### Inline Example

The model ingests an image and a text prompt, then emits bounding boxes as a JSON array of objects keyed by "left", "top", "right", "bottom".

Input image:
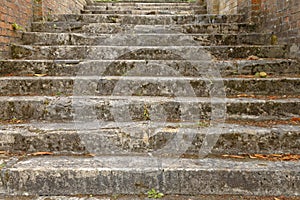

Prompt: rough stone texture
[
  {"left": 31, "top": 22, "right": 256, "bottom": 34},
  {"left": 0, "top": 96, "right": 299, "bottom": 121},
  {"left": 51, "top": 14, "right": 245, "bottom": 25},
  {"left": 0, "top": 0, "right": 299, "bottom": 197},
  {"left": 0, "top": 76, "right": 300, "bottom": 96},
  {"left": 22, "top": 32, "right": 273, "bottom": 46},
  {"left": 0, "top": 122, "right": 299, "bottom": 155},
  {"left": 1, "top": 59, "right": 298, "bottom": 77},
  {"left": 2, "top": 156, "right": 300, "bottom": 196},
  {"left": 11, "top": 45, "right": 287, "bottom": 60}
]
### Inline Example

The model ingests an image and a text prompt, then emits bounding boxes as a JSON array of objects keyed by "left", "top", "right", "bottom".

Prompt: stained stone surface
[{"left": 1, "top": 156, "right": 299, "bottom": 196}]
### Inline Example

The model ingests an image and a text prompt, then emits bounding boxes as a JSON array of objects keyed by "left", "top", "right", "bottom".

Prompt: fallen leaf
[
  {"left": 274, "top": 197, "right": 281, "bottom": 200},
  {"left": 254, "top": 154, "right": 267, "bottom": 159},
  {"left": 237, "top": 75, "right": 254, "bottom": 78},
  {"left": 270, "top": 154, "right": 282, "bottom": 157},
  {"left": 222, "top": 155, "right": 245, "bottom": 159},
  {"left": 291, "top": 117, "right": 300, "bottom": 122},
  {"left": 0, "top": 151, "right": 8, "bottom": 154},
  {"left": 249, "top": 155, "right": 257, "bottom": 159},
  {"left": 34, "top": 74, "right": 47, "bottom": 77},
  {"left": 259, "top": 72, "right": 267, "bottom": 78},
  {"left": 31, "top": 152, "right": 53, "bottom": 156},
  {"left": 268, "top": 96, "right": 278, "bottom": 100},
  {"left": 247, "top": 55, "right": 259, "bottom": 60}
]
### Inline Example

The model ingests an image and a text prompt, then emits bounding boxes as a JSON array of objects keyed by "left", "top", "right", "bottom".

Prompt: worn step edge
[
  {"left": 0, "top": 122, "right": 299, "bottom": 154},
  {"left": 22, "top": 32, "right": 273, "bottom": 46},
  {"left": 1, "top": 156, "right": 299, "bottom": 196},
  {"left": 11, "top": 45, "right": 287, "bottom": 60},
  {"left": 1, "top": 76, "right": 300, "bottom": 96},
  {"left": 1, "top": 59, "right": 298, "bottom": 77},
  {"left": 0, "top": 96, "right": 299, "bottom": 121}
]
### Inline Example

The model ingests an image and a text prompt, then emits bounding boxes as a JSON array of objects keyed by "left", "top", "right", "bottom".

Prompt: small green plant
[
  {"left": 147, "top": 188, "right": 164, "bottom": 199},
  {"left": 198, "top": 120, "right": 210, "bottom": 127},
  {"left": 143, "top": 105, "right": 150, "bottom": 120},
  {"left": 11, "top": 23, "right": 24, "bottom": 31}
]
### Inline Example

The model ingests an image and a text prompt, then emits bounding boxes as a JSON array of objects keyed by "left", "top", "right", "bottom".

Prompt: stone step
[
  {"left": 84, "top": 4, "right": 205, "bottom": 11},
  {"left": 90, "top": 2, "right": 201, "bottom": 6},
  {"left": 2, "top": 156, "right": 299, "bottom": 196},
  {"left": 50, "top": 14, "right": 245, "bottom": 25},
  {"left": 0, "top": 96, "right": 299, "bottom": 121},
  {"left": 81, "top": 9, "right": 206, "bottom": 15},
  {"left": 0, "top": 122, "right": 299, "bottom": 154},
  {"left": 22, "top": 32, "right": 273, "bottom": 46},
  {"left": 31, "top": 22, "right": 255, "bottom": 34},
  {"left": 1, "top": 59, "right": 298, "bottom": 77},
  {"left": 11, "top": 45, "right": 287, "bottom": 60},
  {"left": 1, "top": 76, "right": 300, "bottom": 96},
  {"left": 0, "top": 195, "right": 298, "bottom": 200}
]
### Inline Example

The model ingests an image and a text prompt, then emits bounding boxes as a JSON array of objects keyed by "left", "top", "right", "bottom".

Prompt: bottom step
[{"left": 1, "top": 156, "right": 299, "bottom": 196}]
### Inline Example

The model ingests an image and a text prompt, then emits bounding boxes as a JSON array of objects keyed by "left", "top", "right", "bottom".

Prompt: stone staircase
[{"left": 0, "top": 0, "right": 299, "bottom": 198}]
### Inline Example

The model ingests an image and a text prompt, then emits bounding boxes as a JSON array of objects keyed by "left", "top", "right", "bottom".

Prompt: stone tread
[
  {"left": 1, "top": 59, "right": 298, "bottom": 76},
  {"left": 0, "top": 122, "right": 299, "bottom": 154},
  {"left": 1, "top": 156, "right": 299, "bottom": 196},
  {"left": 22, "top": 32, "right": 274, "bottom": 46},
  {"left": 31, "top": 22, "right": 256, "bottom": 34},
  {"left": 11, "top": 45, "right": 287, "bottom": 60},
  {"left": 49, "top": 14, "right": 245, "bottom": 25},
  {"left": 0, "top": 96, "right": 299, "bottom": 121},
  {"left": 0, "top": 76, "right": 300, "bottom": 96}
]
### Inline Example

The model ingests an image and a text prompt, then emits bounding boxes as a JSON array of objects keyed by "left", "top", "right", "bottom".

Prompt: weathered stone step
[
  {"left": 81, "top": 9, "right": 206, "bottom": 15},
  {"left": 22, "top": 32, "right": 273, "bottom": 46},
  {"left": 84, "top": 4, "right": 205, "bottom": 11},
  {"left": 2, "top": 59, "right": 298, "bottom": 77},
  {"left": 1, "top": 76, "right": 300, "bottom": 96},
  {"left": 50, "top": 14, "right": 244, "bottom": 25},
  {"left": 2, "top": 156, "right": 299, "bottom": 196},
  {"left": 0, "top": 96, "right": 299, "bottom": 121},
  {"left": 90, "top": 2, "right": 200, "bottom": 6},
  {"left": 11, "top": 45, "right": 287, "bottom": 60},
  {"left": 31, "top": 22, "right": 255, "bottom": 34},
  {"left": 0, "top": 195, "right": 298, "bottom": 200},
  {"left": 1, "top": 122, "right": 299, "bottom": 154}
]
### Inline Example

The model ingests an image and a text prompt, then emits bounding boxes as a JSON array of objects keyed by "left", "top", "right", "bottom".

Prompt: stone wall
[{"left": 0, "top": 0, "right": 88, "bottom": 59}]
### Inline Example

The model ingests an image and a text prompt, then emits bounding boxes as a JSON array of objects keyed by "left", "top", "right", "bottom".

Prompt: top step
[{"left": 91, "top": 0, "right": 200, "bottom": 4}]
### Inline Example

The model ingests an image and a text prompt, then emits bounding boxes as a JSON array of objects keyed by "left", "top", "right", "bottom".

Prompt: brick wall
[
  {"left": 0, "top": 0, "right": 33, "bottom": 58},
  {"left": 259, "top": 0, "right": 299, "bottom": 58},
  {"left": 207, "top": 0, "right": 299, "bottom": 59},
  {"left": 0, "top": 0, "right": 88, "bottom": 59}
]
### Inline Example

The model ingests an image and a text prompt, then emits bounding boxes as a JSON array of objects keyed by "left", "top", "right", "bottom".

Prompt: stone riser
[
  {"left": 1, "top": 59, "right": 298, "bottom": 77},
  {"left": 11, "top": 45, "right": 287, "bottom": 60},
  {"left": 50, "top": 14, "right": 245, "bottom": 25},
  {"left": 1, "top": 76, "right": 300, "bottom": 96},
  {"left": 0, "top": 122, "right": 299, "bottom": 154},
  {"left": 2, "top": 156, "right": 299, "bottom": 196},
  {"left": 22, "top": 32, "right": 272, "bottom": 46},
  {"left": 0, "top": 96, "right": 299, "bottom": 121}
]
